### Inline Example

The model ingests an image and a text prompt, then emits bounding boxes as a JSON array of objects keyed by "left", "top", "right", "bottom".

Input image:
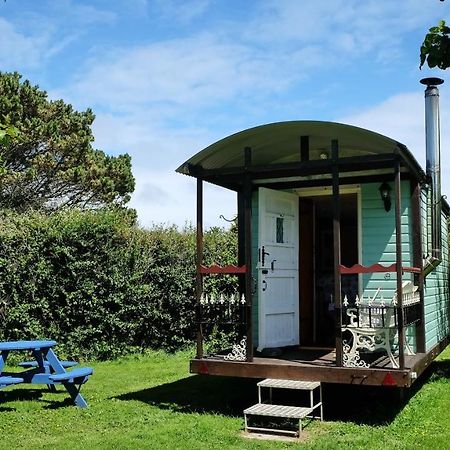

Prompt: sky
[{"left": 1, "top": 0, "right": 450, "bottom": 229}]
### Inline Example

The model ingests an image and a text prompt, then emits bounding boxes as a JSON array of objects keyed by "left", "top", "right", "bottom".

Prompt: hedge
[{"left": 0, "top": 209, "right": 238, "bottom": 360}]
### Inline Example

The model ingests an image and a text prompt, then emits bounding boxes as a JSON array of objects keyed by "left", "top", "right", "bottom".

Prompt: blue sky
[{"left": 1, "top": 0, "right": 449, "bottom": 228}]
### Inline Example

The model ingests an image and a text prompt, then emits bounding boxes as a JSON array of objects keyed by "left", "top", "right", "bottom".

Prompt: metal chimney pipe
[{"left": 420, "top": 77, "right": 444, "bottom": 263}]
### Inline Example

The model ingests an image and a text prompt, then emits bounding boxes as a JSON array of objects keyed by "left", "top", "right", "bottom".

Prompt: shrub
[{"left": 0, "top": 209, "right": 238, "bottom": 359}]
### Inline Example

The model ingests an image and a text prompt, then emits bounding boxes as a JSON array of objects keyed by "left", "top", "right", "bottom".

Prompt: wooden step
[
  {"left": 257, "top": 379, "right": 320, "bottom": 390},
  {"left": 244, "top": 403, "right": 314, "bottom": 437},
  {"left": 244, "top": 378, "right": 323, "bottom": 437},
  {"left": 244, "top": 403, "right": 313, "bottom": 419}
]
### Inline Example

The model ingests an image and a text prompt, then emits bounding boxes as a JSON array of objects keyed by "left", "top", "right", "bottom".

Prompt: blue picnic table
[{"left": 0, "top": 340, "right": 93, "bottom": 408}]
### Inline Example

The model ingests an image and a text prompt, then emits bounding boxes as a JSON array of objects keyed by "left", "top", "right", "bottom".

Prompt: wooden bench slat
[
  {"left": 18, "top": 360, "right": 78, "bottom": 368},
  {"left": 0, "top": 376, "right": 24, "bottom": 385},
  {"left": 49, "top": 367, "right": 93, "bottom": 382}
]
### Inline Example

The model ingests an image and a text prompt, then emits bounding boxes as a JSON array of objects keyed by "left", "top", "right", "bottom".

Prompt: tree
[
  {"left": 420, "top": 20, "right": 450, "bottom": 70},
  {"left": 0, "top": 72, "right": 135, "bottom": 210}
]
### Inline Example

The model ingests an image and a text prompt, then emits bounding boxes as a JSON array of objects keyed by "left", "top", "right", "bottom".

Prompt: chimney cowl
[{"left": 420, "top": 77, "right": 444, "bottom": 87}]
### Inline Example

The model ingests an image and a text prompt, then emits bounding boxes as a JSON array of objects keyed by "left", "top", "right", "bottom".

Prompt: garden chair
[{"left": 342, "top": 281, "right": 419, "bottom": 368}]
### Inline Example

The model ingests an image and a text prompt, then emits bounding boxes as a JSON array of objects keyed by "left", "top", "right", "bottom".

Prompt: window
[{"left": 276, "top": 217, "right": 284, "bottom": 243}]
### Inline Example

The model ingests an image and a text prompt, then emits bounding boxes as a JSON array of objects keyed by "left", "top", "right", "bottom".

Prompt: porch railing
[
  {"left": 340, "top": 288, "right": 421, "bottom": 329},
  {"left": 196, "top": 265, "right": 248, "bottom": 361},
  {"left": 339, "top": 283, "right": 421, "bottom": 368},
  {"left": 339, "top": 263, "right": 422, "bottom": 369},
  {"left": 199, "top": 293, "right": 246, "bottom": 325}
]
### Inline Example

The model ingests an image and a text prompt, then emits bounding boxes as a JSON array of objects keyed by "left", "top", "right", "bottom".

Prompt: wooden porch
[{"left": 191, "top": 338, "right": 449, "bottom": 387}]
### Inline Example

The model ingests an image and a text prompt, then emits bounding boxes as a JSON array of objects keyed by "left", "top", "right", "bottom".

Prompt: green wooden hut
[{"left": 176, "top": 78, "right": 449, "bottom": 387}]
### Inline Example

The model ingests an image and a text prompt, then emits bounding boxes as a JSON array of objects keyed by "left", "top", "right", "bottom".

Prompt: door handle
[
  {"left": 261, "top": 246, "right": 270, "bottom": 266},
  {"left": 262, "top": 280, "right": 267, "bottom": 292}
]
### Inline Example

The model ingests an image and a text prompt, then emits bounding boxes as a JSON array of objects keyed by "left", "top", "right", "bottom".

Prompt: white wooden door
[{"left": 258, "top": 187, "right": 299, "bottom": 350}]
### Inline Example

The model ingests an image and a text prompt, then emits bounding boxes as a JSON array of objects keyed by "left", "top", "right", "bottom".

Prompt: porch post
[
  {"left": 196, "top": 178, "right": 204, "bottom": 359},
  {"left": 394, "top": 161, "right": 405, "bottom": 369},
  {"left": 332, "top": 139, "right": 343, "bottom": 366},
  {"left": 237, "top": 190, "right": 245, "bottom": 298},
  {"left": 244, "top": 147, "right": 254, "bottom": 361},
  {"left": 411, "top": 180, "right": 426, "bottom": 353},
  {"left": 237, "top": 192, "right": 245, "bottom": 267}
]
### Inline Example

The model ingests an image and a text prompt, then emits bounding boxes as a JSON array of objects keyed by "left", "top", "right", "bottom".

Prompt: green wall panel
[
  {"left": 421, "top": 187, "right": 450, "bottom": 351},
  {"left": 361, "top": 181, "right": 413, "bottom": 300}
]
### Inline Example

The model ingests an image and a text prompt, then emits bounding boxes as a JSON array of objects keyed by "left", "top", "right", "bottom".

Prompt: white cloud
[
  {"left": 91, "top": 112, "right": 214, "bottom": 168},
  {"left": 0, "top": 18, "right": 49, "bottom": 69},
  {"left": 247, "top": 0, "right": 447, "bottom": 63},
  {"left": 68, "top": 34, "right": 305, "bottom": 114},
  {"left": 339, "top": 92, "right": 425, "bottom": 162},
  {"left": 0, "top": 1, "right": 117, "bottom": 73},
  {"left": 63, "top": 0, "right": 450, "bottom": 123},
  {"left": 130, "top": 169, "right": 236, "bottom": 229},
  {"left": 339, "top": 85, "right": 450, "bottom": 196},
  {"left": 153, "top": 0, "right": 212, "bottom": 24},
  {"left": 58, "top": 1, "right": 116, "bottom": 26},
  {"left": 90, "top": 111, "right": 236, "bottom": 228}
]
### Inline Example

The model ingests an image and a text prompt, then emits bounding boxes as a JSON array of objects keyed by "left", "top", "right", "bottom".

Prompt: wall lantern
[{"left": 379, "top": 182, "right": 392, "bottom": 212}]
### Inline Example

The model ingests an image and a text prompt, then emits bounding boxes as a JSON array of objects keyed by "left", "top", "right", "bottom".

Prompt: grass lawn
[{"left": 0, "top": 346, "right": 449, "bottom": 449}]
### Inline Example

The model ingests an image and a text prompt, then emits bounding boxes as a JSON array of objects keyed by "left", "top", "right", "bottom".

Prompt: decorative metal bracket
[
  {"left": 343, "top": 341, "right": 370, "bottom": 368},
  {"left": 224, "top": 337, "right": 247, "bottom": 361}
]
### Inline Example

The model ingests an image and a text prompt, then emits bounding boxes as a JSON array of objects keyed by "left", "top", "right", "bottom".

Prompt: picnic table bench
[
  {"left": 19, "top": 360, "right": 78, "bottom": 369},
  {"left": 0, "top": 340, "right": 93, "bottom": 408},
  {"left": 0, "top": 376, "right": 24, "bottom": 388}
]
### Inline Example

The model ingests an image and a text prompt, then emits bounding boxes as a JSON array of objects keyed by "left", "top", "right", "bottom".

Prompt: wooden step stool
[{"left": 244, "top": 379, "right": 323, "bottom": 437}]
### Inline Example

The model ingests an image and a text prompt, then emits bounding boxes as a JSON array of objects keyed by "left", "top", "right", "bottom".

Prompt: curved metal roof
[{"left": 177, "top": 120, "right": 422, "bottom": 176}]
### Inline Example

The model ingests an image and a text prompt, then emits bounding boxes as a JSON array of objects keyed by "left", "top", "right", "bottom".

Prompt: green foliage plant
[
  {"left": 0, "top": 72, "right": 135, "bottom": 211},
  {"left": 420, "top": 20, "right": 450, "bottom": 69},
  {"left": 0, "top": 209, "right": 238, "bottom": 360},
  {"left": 0, "top": 121, "right": 19, "bottom": 147}
]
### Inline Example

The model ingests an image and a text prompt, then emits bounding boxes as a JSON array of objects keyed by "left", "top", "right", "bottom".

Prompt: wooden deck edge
[
  {"left": 190, "top": 358, "right": 413, "bottom": 387},
  {"left": 191, "top": 336, "right": 449, "bottom": 388}
]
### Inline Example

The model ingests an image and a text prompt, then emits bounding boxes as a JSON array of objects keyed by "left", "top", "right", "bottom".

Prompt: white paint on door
[{"left": 258, "top": 187, "right": 299, "bottom": 350}]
